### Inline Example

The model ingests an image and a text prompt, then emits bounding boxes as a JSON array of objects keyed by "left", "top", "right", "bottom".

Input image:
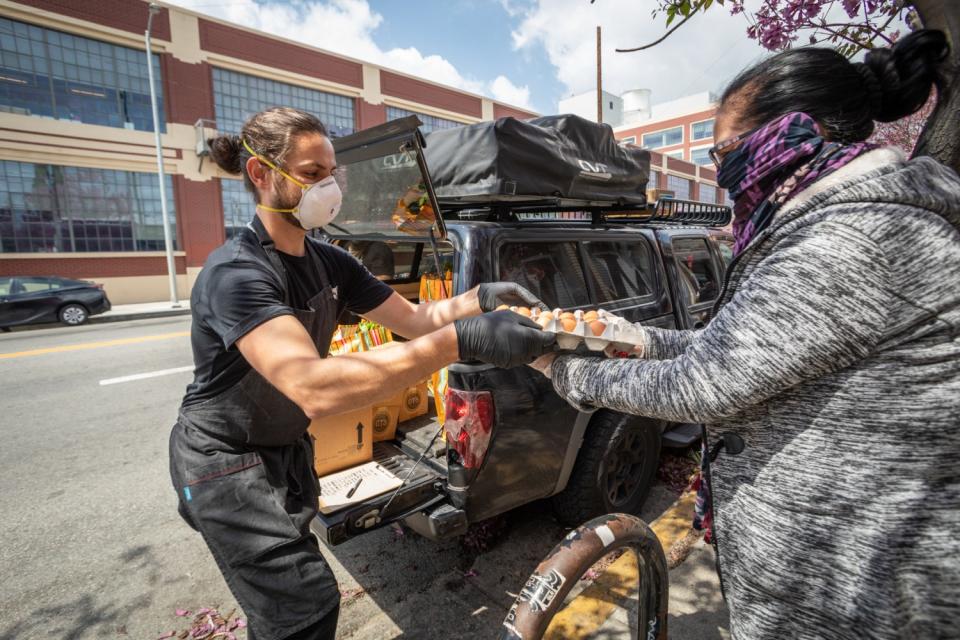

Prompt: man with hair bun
[{"left": 169, "top": 107, "right": 553, "bottom": 640}]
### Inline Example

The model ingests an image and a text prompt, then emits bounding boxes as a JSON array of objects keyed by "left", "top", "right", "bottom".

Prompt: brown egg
[
  {"left": 559, "top": 311, "right": 575, "bottom": 321},
  {"left": 537, "top": 312, "right": 554, "bottom": 328},
  {"left": 589, "top": 320, "right": 607, "bottom": 336},
  {"left": 560, "top": 317, "right": 577, "bottom": 332},
  {"left": 583, "top": 310, "right": 599, "bottom": 323},
  {"left": 516, "top": 306, "right": 532, "bottom": 317},
  {"left": 496, "top": 304, "right": 510, "bottom": 311}
]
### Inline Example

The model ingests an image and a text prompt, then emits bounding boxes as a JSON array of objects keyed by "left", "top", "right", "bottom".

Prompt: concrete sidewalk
[
  {"left": 93, "top": 300, "right": 191, "bottom": 324},
  {"left": 599, "top": 539, "right": 730, "bottom": 639}
]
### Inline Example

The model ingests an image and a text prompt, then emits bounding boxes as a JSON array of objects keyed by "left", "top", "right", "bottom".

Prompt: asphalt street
[{"left": 0, "top": 318, "right": 726, "bottom": 640}]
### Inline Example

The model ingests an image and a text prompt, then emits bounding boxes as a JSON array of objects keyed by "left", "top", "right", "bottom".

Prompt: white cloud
[
  {"left": 510, "top": 0, "right": 770, "bottom": 112},
  {"left": 489, "top": 75, "right": 533, "bottom": 109},
  {"left": 167, "top": 0, "right": 530, "bottom": 108}
]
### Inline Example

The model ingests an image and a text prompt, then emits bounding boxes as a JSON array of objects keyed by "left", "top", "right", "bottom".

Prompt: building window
[
  {"left": 724, "top": 190, "right": 734, "bottom": 207},
  {"left": 666, "top": 174, "right": 691, "bottom": 199},
  {"left": 698, "top": 183, "right": 717, "bottom": 204},
  {"left": 0, "top": 17, "right": 164, "bottom": 131},
  {"left": 649, "top": 169, "right": 660, "bottom": 189},
  {"left": 221, "top": 178, "right": 252, "bottom": 240},
  {"left": 386, "top": 106, "right": 462, "bottom": 134},
  {"left": 641, "top": 126, "right": 682, "bottom": 149},
  {"left": 213, "top": 68, "right": 355, "bottom": 135},
  {"left": 691, "top": 119, "right": 714, "bottom": 141},
  {"left": 665, "top": 150, "right": 684, "bottom": 160},
  {"left": 620, "top": 136, "right": 636, "bottom": 145},
  {"left": 690, "top": 147, "right": 713, "bottom": 166},
  {"left": 0, "top": 160, "right": 176, "bottom": 253}
]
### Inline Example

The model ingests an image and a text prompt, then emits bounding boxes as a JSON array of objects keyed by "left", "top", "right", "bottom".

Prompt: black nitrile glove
[
  {"left": 477, "top": 282, "right": 548, "bottom": 312},
  {"left": 455, "top": 310, "right": 557, "bottom": 369}
]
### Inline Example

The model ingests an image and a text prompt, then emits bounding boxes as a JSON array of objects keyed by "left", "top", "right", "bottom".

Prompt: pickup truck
[{"left": 314, "top": 115, "right": 733, "bottom": 545}]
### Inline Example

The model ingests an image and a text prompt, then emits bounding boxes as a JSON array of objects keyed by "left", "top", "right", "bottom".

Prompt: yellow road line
[
  {"left": 0, "top": 331, "right": 190, "bottom": 360},
  {"left": 544, "top": 490, "right": 698, "bottom": 639}
]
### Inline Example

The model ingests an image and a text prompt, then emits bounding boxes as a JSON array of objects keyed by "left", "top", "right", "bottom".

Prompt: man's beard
[{"left": 271, "top": 176, "right": 306, "bottom": 231}]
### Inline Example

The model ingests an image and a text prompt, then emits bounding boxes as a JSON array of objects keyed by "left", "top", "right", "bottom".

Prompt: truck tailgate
[{"left": 312, "top": 422, "right": 446, "bottom": 546}]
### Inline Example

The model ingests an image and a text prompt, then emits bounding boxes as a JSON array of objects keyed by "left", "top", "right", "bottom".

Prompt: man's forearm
[
  {"left": 296, "top": 325, "right": 459, "bottom": 419},
  {"left": 401, "top": 287, "right": 482, "bottom": 338}
]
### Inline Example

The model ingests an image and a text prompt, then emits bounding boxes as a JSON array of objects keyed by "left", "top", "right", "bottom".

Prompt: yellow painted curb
[
  {"left": 0, "top": 331, "right": 190, "bottom": 359},
  {"left": 543, "top": 490, "right": 698, "bottom": 639}
]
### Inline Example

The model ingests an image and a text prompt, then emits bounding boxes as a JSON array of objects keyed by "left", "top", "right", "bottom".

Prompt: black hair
[
  {"left": 206, "top": 107, "right": 328, "bottom": 201},
  {"left": 720, "top": 30, "right": 948, "bottom": 143}
]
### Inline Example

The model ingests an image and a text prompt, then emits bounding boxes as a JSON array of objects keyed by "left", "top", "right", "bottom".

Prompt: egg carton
[{"left": 534, "top": 308, "right": 643, "bottom": 354}]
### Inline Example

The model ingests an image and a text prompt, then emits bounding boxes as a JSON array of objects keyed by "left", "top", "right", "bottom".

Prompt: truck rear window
[
  {"left": 581, "top": 240, "right": 654, "bottom": 304},
  {"left": 498, "top": 242, "right": 591, "bottom": 309},
  {"left": 672, "top": 237, "right": 720, "bottom": 305}
]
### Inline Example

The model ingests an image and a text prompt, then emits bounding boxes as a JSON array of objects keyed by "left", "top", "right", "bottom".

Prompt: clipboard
[{"left": 317, "top": 461, "right": 403, "bottom": 514}]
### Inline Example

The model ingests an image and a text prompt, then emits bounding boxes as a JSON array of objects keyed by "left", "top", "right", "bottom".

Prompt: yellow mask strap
[{"left": 242, "top": 139, "right": 307, "bottom": 215}]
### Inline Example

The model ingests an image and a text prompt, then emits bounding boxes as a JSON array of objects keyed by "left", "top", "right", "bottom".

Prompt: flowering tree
[
  {"left": 870, "top": 92, "right": 935, "bottom": 152},
  {"left": 603, "top": 0, "right": 960, "bottom": 172}
]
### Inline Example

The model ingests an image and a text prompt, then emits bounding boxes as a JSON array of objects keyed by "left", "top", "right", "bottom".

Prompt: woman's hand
[
  {"left": 527, "top": 352, "right": 559, "bottom": 378},
  {"left": 603, "top": 342, "right": 645, "bottom": 359}
]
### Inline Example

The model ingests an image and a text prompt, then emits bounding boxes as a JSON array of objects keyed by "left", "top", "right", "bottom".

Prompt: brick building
[
  {"left": 0, "top": 0, "right": 538, "bottom": 303},
  {"left": 613, "top": 92, "right": 726, "bottom": 203}
]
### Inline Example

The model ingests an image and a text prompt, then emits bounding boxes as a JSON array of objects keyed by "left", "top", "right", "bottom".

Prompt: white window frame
[
  {"left": 690, "top": 117, "right": 715, "bottom": 142},
  {"left": 620, "top": 136, "right": 636, "bottom": 145},
  {"left": 641, "top": 125, "right": 684, "bottom": 149},
  {"left": 665, "top": 150, "right": 684, "bottom": 160},
  {"left": 697, "top": 182, "right": 719, "bottom": 204},
  {"left": 664, "top": 173, "right": 693, "bottom": 199},
  {"left": 689, "top": 145, "right": 714, "bottom": 166}
]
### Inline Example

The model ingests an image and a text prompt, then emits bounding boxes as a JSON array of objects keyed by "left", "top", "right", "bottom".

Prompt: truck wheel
[
  {"left": 551, "top": 410, "right": 661, "bottom": 526},
  {"left": 59, "top": 303, "right": 88, "bottom": 326}
]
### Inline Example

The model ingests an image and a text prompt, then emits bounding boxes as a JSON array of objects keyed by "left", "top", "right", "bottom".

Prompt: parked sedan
[{"left": 0, "top": 276, "right": 111, "bottom": 330}]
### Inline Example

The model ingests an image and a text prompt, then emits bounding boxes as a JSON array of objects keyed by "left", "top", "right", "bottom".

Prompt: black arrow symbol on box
[{"left": 356, "top": 422, "right": 364, "bottom": 450}]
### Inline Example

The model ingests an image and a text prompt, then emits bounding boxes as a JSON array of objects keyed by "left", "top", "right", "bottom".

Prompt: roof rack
[
  {"left": 441, "top": 197, "right": 732, "bottom": 228},
  {"left": 606, "top": 198, "right": 732, "bottom": 227}
]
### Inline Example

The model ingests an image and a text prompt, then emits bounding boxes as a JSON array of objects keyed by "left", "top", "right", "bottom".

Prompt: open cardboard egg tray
[{"left": 510, "top": 307, "right": 643, "bottom": 354}]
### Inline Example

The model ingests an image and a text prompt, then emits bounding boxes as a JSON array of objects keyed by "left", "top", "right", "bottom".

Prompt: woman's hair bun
[
  {"left": 207, "top": 134, "right": 245, "bottom": 174},
  {"left": 864, "top": 29, "right": 948, "bottom": 123}
]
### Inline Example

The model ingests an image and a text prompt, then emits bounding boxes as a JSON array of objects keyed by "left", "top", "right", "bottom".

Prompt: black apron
[{"left": 169, "top": 218, "right": 341, "bottom": 640}]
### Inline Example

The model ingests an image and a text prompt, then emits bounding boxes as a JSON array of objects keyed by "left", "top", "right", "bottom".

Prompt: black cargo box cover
[{"left": 423, "top": 114, "right": 650, "bottom": 207}]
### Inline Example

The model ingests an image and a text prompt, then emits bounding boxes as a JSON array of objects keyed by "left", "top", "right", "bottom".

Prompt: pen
[{"left": 346, "top": 477, "right": 363, "bottom": 499}]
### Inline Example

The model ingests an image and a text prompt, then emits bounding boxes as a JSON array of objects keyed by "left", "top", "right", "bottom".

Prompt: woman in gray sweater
[{"left": 531, "top": 30, "right": 959, "bottom": 639}]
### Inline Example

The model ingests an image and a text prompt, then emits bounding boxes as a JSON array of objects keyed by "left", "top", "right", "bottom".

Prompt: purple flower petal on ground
[
  {"left": 157, "top": 632, "right": 176, "bottom": 639},
  {"left": 175, "top": 609, "right": 191, "bottom": 617},
  {"left": 463, "top": 569, "right": 478, "bottom": 578}
]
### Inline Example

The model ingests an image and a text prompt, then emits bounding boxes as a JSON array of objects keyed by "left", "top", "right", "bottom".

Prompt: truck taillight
[{"left": 443, "top": 389, "right": 494, "bottom": 469}]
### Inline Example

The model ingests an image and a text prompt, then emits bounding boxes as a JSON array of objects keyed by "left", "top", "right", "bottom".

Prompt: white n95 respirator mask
[{"left": 243, "top": 139, "right": 343, "bottom": 230}]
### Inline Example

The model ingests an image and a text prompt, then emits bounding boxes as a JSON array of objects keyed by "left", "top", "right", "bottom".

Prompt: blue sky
[{"left": 168, "top": 0, "right": 774, "bottom": 115}]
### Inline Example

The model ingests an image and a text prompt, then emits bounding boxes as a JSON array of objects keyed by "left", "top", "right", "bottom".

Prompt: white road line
[{"left": 99, "top": 365, "right": 193, "bottom": 386}]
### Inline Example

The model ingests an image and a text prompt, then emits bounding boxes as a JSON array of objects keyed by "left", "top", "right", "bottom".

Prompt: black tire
[
  {"left": 551, "top": 410, "right": 661, "bottom": 526},
  {"left": 58, "top": 303, "right": 88, "bottom": 326}
]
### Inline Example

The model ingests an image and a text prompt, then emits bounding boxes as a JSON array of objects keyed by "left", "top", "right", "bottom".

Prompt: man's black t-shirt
[{"left": 181, "top": 229, "right": 393, "bottom": 407}]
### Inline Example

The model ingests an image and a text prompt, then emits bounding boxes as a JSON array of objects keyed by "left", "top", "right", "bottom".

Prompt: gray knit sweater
[{"left": 550, "top": 148, "right": 960, "bottom": 639}]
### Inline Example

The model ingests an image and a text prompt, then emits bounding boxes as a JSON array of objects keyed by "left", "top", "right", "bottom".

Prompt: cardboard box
[
  {"left": 308, "top": 406, "right": 373, "bottom": 477},
  {"left": 398, "top": 382, "right": 429, "bottom": 422},
  {"left": 371, "top": 402, "right": 400, "bottom": 442}
]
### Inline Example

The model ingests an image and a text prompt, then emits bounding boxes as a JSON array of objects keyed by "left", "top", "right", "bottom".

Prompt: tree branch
[
  {"left": 616, "top": 5, "right": 701, "bottom": 52},
  {"left": 813, "top": 20, "right": 871, "bottom": 49}
]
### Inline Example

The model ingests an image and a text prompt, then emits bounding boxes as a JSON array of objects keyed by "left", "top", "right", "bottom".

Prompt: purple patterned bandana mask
[{"left": 716, "top": 112, "right": 876, "bottom": 255}]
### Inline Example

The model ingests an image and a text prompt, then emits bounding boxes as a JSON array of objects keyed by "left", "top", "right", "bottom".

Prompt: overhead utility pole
[{"left": 596, "top": 26, "right": 603, "bottom": 123}]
